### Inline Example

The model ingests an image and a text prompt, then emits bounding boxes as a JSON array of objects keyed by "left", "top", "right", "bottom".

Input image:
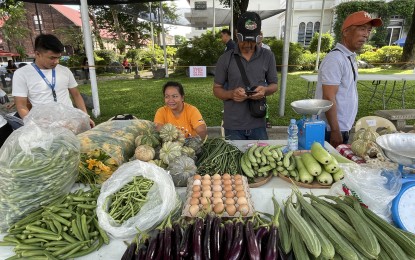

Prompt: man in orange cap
[{"left": 315, "top": 11, "right": 382, "bottom": 148}]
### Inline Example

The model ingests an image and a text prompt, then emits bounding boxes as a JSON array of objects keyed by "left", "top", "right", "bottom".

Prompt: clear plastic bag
[
  {"left": 23, "top": 103, "right": 91, "bottom": 134},
  {"left": 96, "top": 160, "right": 177, "bottom": 239},
  {"left": 0, "top": 125, "right": 80, "bottom": 232},
  {"left": 329, "top": 163, "right": 402, "bottom": 222}
]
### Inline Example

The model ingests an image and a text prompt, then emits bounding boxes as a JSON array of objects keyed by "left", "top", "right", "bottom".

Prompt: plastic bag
[
  {"left": 329, "top": 163, "right": 402, "bottom": 222},
  {"left": 97, "top": 160, "right": 177, "bottom": 239},
  {"left": 23, "top": 103, "right": 90, "bottom": 134},
  {"left": 0, "top": 125, "right": 80, "bottom": 232}
]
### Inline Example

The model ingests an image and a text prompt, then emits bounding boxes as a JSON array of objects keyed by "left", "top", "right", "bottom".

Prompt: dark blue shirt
[{"left": 225, "top": 40, "right": 236, "bottom": 52}]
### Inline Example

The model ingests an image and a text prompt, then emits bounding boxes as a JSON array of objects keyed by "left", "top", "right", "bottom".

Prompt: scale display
[{"left": 392, "top": 182, "right": 415, "bottom": 233}]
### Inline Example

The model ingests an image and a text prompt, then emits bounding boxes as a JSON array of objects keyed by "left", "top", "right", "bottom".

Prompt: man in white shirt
[{"left": 12, "top": 34, "right": 94, "bottom": 127}]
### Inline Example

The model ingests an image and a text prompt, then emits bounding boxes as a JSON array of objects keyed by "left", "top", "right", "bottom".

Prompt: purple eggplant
[
  {"left": 255, "top": 226, "right": 269, "bottom": 256},
  {"left": 193, "top": 217, "right": 204, "bottom": 260},
  {"left": 212, "top": 216, "right": 222, "bottom": 260},
  {"left": 223, "top": 220, "right": 234, "bottom": 257},
  {"left": 173, "top": 222, "right": 182, "bottom": 259},
  {"left": 203, "top": 213, "right": 214, "bottom": 260},
  {"left": 264, "top": 225, "right": 279, "bottom": 260},
  {"left": 121, "top": 242, "right": 137, "bottom": 260},
  {"left": 226, "top": 221, "right": 244, "bottom": 260},
  {"left": 179, "top": 223, "right": 193, "bottom": 257},
  {"left": 278, "top": 244, "right": 294, "bottom": 260},
  {"left": 164, "top": 226, "right": 172, "bottom": 259},
  {"left": 136, "top": 244, "right": 147, "bottom": 260},
  {"left": 245, "top": 220, "right": 260, "bottom": 260},
  {"left": 154, "top": 230, "right": 165, "bottom": 260},
  {"left": 145, "top": 230, "right": 160, "bottom": 260}
]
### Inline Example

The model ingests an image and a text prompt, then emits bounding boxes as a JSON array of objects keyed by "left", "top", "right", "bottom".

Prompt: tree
[
  {"left": 54, "top": 26, "right": 85, "bottom": 54},
  {"left": 401, "top": 4, "right": 415, "bottom": 64},
  {"left": 219, "top": 0, "right": 249, "bottom": 34}
]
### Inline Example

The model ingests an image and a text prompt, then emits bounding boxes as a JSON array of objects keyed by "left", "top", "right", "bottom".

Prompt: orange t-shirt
[{"left": 154, "top": 102, "right": 206, "bottom": 138}]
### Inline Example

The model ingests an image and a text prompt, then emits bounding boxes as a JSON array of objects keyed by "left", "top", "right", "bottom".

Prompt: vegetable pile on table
[{"left": 0, "top": 187, "right": 110, "bottom": 259}]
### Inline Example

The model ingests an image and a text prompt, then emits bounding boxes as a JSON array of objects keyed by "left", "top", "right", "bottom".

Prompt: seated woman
[{"left": 154, "top": 81, "right": 207, "bottom": 140}]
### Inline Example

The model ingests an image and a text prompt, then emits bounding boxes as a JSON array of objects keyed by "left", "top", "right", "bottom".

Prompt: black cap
[{"left": 236, "top": 12, "right": 261, "bottom": 42}]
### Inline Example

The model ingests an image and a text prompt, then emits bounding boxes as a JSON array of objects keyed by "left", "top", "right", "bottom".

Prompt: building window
[
  {"left": 33, "top": 15, "right": 43, "bottom": 31},
  {"left": 387, "top": 17, "right": 404, "bottom": 45},
  {"left": 314, "top": 22, "right": 320, "bottom": 34},
  {"left": 297, "top": 22, "right": 305, "bottom": 45},
  {"left": 305, "top": 22, "right": 313, "bottom": 46}
]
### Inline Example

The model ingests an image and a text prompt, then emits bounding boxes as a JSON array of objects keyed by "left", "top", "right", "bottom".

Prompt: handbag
[
  {"left": 0, "top": 89, "right": 9, "bottom": 105},
  {"left": 234, "top": 55, "right": 267, "bottom": 118}
]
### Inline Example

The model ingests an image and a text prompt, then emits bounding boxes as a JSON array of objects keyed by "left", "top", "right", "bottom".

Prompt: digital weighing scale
[
  {"left": 377, "top": 133, "right": 415, "bottom": 234},
  {"left": 290, "top": 99, "right": 333, "bottom": 150}
]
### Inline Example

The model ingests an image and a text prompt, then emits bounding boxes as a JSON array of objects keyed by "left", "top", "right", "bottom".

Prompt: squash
[
  {"left": 159, "top": 141, "right": 182, "bottom": 164},
  {"left": 184, "top": 136, "right": 203, "bottom": 155},
  {"left": 351, "top": 139, "right": 384, "bottom": 159},
  {"left": 134, "top": 145, "right": 155, "bottom": 162},
  {"left": 353, "top": 128, "right": 366, "bottom": 142},
  {"left": 181, "top": 146, "right": 195, "bottom": 159},
  {"left": 135, "top": 132, "right": 161, "bottom": 148},
  {"left": 362, "top": 128, "right": 380, "bottom": 142},
  {"left": 159, "top": 123, "right": 180, "bottom": 142},
  {"left": 167, "top": 156, "right": 197, "bottom": 187}
]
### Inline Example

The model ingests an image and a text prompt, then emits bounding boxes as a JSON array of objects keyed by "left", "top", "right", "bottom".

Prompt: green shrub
[
  {"left": 359, "top": 51, "right": 379, "bottom": 64},
  {"left": 95, "top": 60, "right": 107, "bottom": 74},
  {"left": 299, "top": 51, "right": 328, "bottom": 71},
  {"left": 359, "top": 44, "right": 376, "bottom": 54},
  {"left": 175, "top": 29, "right": 223, "bottom": 73},
  {"left": 94, "top": 50, "right": 117, "bottom": 65},
  {"left": 140, "top": 44, "right": 176, "bottom": 70},
  {"left": 268, "top": 39, "right": 303, "bottom": 72},
  {"left": 376, "top": 45, "right": 403, "bottom": 64},
  {"left": 309, "top": 32, "right": 334, "bottom": 53}
]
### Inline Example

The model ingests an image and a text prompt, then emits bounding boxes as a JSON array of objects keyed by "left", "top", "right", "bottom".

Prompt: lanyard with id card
[{"left": 32, "top": 63, "right": 57, "bottom": 102}]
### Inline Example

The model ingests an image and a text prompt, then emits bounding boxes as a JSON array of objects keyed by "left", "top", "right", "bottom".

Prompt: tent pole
[
  {"left": 159, "top": 2, "right": 168, "bottom": 77},
  {"left": 279, "top": 0, "right": 293, "bottom": 117},
  {"left": 213, "top": 0, "right": 215, "bottom": 37},
  {"left": 314, "top": 0, "right": 326, "bottom": 72},
  {"left": 230, "top": 0, "right": 233, "bottom": 39},
  {"left": 80, "top": 0, "right": 100, "bottom": 117},
  {"left": 150, "top": 3, "right": 155, "bottom": 56}
]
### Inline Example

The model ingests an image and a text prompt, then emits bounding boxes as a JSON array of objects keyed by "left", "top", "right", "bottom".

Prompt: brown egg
[
  {"left": 212, "top": 179, "right": 222, "bottom": 186},
  {"left": 202, "top": 174, "right": 211, "bottom": 180},
  {"left": 223, "top": 179, "right": 232, "bottom": 186},
  {"left": 237, "top": 197, "right": 248, "bottom": 205},
  {"left": 189, "top": 204, "right": 200, "bottom": 217},
  {"left": 222, "top": 173, "right": 231, "bottom": 180},
  {"left": 212, "top": 197, "right": 223, "bottom": 205},
  {"left": 213, "top": 203, "right": 225, "bottom": 214},
  {"left": 224, "top": 191, "right": 235, "bottom": 198},
  {"left": 236, "top": 190, "right": 246, "bottom": 198},
  {"left": 202, "top": 190, "right": 212, "bottom": 198},
  {"left": 189, "top": 198, "right": 199, "bottom": 205},
  {"left": 225, "top": 204, "right": 237, "bottom": 216},
  {"left": 213, "top": 191, "right": 223, "bottom": 198},
  {"left": 212, "top": 173, "right": 221, "bottom": 180},
  {"left": 192, "top": 185, "right": 201, "bottom": 192},
  {"left": 193, "top": 175, "right": 202, "bottom": 180},
  {"left": 234, "top": 179, "right": 243, "bottom": 185},
  {"left": 238, "top": 204, "right": 249, "bottom": 216},
  {"left": 234, "top": 185, "right": 244, "bottom": 192},
  {"left": 223, "top": 185, "right": 233, "bottom": 192},
  {"left": 225, "top": 197, "right": 235, "bottom": 205},
  {"left": 191, "top": 191, "right": 201, "bottom": 198},
  {"left": 202, "top": 184, "right": 211, "bottom": 191},
  {"left": 234, "top": 174, "right": 242, "bottom": 180},
  {"left": 193, "top": 179, "right": 201, "bottom": 186},
  {"left": 200, "top": 197, "right": 211, "bottom": 206},
  {"left": 201, "top": 179, "right": 211, "bottom": 186},
  {"left": 212, "top": 185, "right": 222, "bottom": 192}
]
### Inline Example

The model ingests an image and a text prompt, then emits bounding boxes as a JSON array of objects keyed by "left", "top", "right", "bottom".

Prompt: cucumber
[
  {"left": 316, "top": 170, "right": 333, "bottom": 185},
  {"left": 332, "top": 168, "right": 344, "bottom": 182},
  {"left": 311, "top": 142, "right": 332, "bottom": 165},
  {"left": 295, "top": 156, "right": 314, "bottom": 184},
  {"left": 323, "top": 161, "right": 339, "bottom": 174},
  {"left": 300, "top": 153, "right": 322, "bottom": 176}
]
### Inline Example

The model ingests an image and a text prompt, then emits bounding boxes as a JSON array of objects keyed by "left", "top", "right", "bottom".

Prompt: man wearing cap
[
  {"left": 213, "top": 12, "right": 278, "bottom": 140},
  {"left": 315, "top": 11, "right": 382, "bottom": 148}
]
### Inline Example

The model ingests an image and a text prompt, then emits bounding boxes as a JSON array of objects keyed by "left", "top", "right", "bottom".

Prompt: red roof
[
  {"left": 0, "top": 50, "right": 20, "bottom": 56},
  {"left": 50, "top": 4, "right": 82, "bottom": 26}
]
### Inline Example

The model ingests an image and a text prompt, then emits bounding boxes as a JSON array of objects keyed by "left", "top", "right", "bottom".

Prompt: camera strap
[{"left": 234, "top": 54, "right": 252, "bottom": 91}]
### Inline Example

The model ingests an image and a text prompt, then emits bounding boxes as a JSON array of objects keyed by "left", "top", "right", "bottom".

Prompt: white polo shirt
[
  {"left": 314, "top": 43, "right": 358, "bottom": 132},
  {"left": 12, "top": 64, "right": 77, "bottom": 108}
]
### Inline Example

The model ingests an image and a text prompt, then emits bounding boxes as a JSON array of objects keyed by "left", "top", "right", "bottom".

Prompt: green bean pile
[
  {"left": 108, "top": 176, "right": 154, "bottom": 224},
  {"left": 0, "top": 187, "right": 110, "bottom": 259},
  {"left": 196, "top": 138, "right": 243, "bottom": 175},
  {"left": 0, "top": 132, "right": 79, "bottom": 232}
]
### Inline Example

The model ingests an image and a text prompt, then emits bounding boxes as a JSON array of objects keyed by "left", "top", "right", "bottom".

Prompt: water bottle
[{"left": 287, "top": 119, "right": 298, "bottom": 151}]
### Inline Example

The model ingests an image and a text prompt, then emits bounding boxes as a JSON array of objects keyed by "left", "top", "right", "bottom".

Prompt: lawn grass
[{"left": 78, "top": 68, "right": 415, "bottom": 127}]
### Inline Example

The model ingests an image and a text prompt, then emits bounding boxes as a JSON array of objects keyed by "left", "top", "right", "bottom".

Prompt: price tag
[{"left": 365, "top": 119, "right": 377, "bottom": 127}]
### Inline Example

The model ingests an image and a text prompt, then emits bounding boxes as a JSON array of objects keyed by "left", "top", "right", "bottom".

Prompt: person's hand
[
  {"left": 329, "top": 130, "right": 343, "bottom": 148},
  {"left": 232, "top": 87, "right": 248, "bottom": 102},
  {"left": 89, "top": 118, "right": 95, "bottom": 128},
  {"left": 249, "top": 85, "right": 266, "bottom": 100}
]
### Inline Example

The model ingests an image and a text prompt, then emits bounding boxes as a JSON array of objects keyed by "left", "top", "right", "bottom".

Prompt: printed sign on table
[{"left": 189, "top": 66, "right": 206, "bottom": 78}]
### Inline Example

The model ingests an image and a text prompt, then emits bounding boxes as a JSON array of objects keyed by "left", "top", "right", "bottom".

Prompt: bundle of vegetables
[
  {"left": 284, "top": 189, "right": 415, "bottom": 259},
  {"left": 0, "top": 187, "right": 110, "bottom": 259},
  {"left": 0, "top": 126, "right": 80, "bottom": 232},
  {"left": 77, "top": 119, "right": 148, "bottom": 184},
  {"left": 240, "top": 144, "right": 284, "bottom": 178},
  {"left": 108, "top": 176, "right": 154, "bottom": 225},
  {"left": 277, "top": 142, "right": 348, "bottom": 185},
  {"left": 351, "top": 127, "right": 386, "bottom": 160},
  {"left": 196, "top": 138, "right": 243, "bottom": 175},
  {"left": 121, "top": 195, "right": 284, "bottom": 260}
]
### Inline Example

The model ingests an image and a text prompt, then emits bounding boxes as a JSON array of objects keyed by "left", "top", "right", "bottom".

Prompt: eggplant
[
  {"left": 264, "top": 225, "right": 279, "bottom": 260},
  {"left": 136, "top": 244, "right": 147, "bottom": 260},
  {"left": 203, "top": 213, "right": 214, "bottom": 260},
  {"left": 173, "top": 222, "right": 182, "bottom": 260},
  {"left": 179, "top": 223, "right": 193, "bottom": 257},
  {"left": 255, "top": 226, "right": 269, "bottom": 256},
  {"left": 226, "top": 221, "right": 244, "bottom": 260},
  {"left": 193, "top": 217, "right": 204, "bottom": 260},
  {"left": 278, "top": 244, "right": 294, "bottom": 260},
  {"left": 154, "top": 230, "right": 165, "bottom": 260},
  {"left": 212, "top": 216, "right": 222, "bottom": 260},
  {"left": 223, "top": 220, "right": 234, "bottom": 258},
  {"left": 245, "top": 220, "right": 260, "bottom": 260},
  {"left": 145, "top": 229, "right": 160, "bottom": 260},
  {"left": 121, "top": 242, "right": 137, "bottom": 260},
  {"left": 164, "top": 226, "right": 172, "bottom": 260}
]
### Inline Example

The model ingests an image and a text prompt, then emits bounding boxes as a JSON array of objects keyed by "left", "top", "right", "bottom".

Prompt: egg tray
[{"left": 181, "top": 175, "right": 256, "bottom": 218}]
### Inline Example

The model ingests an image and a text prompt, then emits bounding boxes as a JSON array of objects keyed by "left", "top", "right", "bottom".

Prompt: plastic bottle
[{"left": 287, "top": 118, "right": 298, "bottom": 151}]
